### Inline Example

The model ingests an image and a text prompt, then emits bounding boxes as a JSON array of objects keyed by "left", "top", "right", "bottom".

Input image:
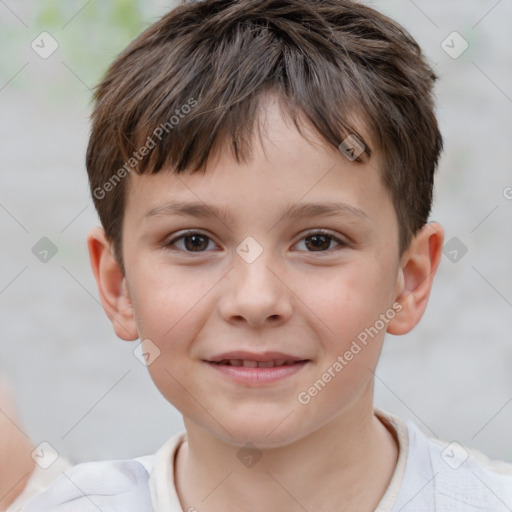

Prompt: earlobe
[
  {"left": 387, "top": 222, "right": 444, "bottom": 335},
  {"left": 87, "top": 227, "right": 139, "bottom": 341}
]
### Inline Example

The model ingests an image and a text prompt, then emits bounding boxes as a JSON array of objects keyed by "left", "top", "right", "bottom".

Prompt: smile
[
  {"left": 210, "top": 359, "right": 307, "bottom": 368},
  {"left": 205, "top": 360, "right": 310, "bottom": 385}
]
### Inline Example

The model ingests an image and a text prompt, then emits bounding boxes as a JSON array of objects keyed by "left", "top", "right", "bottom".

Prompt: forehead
[{"left": 123, "top": 98, "right": 394, "bottom": 231}]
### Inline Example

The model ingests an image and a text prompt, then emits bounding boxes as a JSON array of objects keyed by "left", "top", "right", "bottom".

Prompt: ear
[
  {"left": 87, "top": 227, "right": 139, "bottom": 341},
  {"left": 387, "top": 222, "right": 444, "bottom": 335}
]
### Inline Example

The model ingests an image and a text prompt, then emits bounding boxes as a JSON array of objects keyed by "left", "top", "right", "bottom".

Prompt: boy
[{"left": 23, "top": 0, "right": 512, "bottom": 510}]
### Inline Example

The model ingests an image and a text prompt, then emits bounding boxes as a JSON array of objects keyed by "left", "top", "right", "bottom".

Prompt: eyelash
[{"left": 164, "top": 230, "right": 348, "bottom": 255}]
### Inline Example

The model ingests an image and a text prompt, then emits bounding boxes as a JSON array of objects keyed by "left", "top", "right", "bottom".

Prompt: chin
[{"left": 212, "top": 412, "right": 308, "bottom": 450}]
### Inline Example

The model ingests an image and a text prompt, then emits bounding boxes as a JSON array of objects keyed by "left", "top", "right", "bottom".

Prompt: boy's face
[{"left": 94, "top": 96, "right": 437, "bottom": 448}]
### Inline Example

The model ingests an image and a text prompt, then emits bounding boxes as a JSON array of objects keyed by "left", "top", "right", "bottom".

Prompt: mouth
[
  {"left": 204, "top": 351, "right": 311, "bottom": 385},
  {"left": 208, "top": 359, "right": 309, "bottom": 368},
  {"left": 205, "top": 350, "right": 310, "bottom": 367}
]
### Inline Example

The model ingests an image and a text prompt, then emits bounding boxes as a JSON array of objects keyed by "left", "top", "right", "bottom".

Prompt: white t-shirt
[{"left": 21, "top": 409, "right": 512, "bottom": 511}]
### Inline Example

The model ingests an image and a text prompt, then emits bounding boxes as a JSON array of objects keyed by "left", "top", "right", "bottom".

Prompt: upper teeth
[{"left": 218, "top": 359, "right": 297, "bottom": 368}]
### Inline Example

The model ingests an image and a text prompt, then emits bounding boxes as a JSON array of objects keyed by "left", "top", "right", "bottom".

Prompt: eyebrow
[{"left": 145, "top": 200, "right": 370, "bottom": 225}]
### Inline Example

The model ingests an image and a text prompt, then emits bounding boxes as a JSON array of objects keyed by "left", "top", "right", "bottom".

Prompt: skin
[
  {"left": 88, "top": 94, "right": 444, "bottom": 512},
  {"left": 0, "top": 378, "right": 35, "bottom": 512}
]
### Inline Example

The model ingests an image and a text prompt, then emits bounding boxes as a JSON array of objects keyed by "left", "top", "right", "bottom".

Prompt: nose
[{"left": 218, "top": 248, "right": 293, "bottom": 329}]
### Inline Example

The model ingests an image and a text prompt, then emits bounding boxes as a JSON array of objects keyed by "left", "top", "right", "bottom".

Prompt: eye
[
  {"left": 295, "top": 230, "right": 347, "bottom": 253},
  {"left": 164, "top": 229, "right": 348, "bottom": 254},
  {"left": 165, "top": 231, "right": 217, "bottom": 253}
]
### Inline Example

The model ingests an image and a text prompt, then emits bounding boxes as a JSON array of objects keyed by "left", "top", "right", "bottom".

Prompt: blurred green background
[{"left": 1, "top": 1, "right": 176, "bottom": 103}]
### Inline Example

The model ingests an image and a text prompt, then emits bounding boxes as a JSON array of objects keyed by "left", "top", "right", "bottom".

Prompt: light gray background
[{"left": 1, "top": 0, "right": 511, "bottom": 465}]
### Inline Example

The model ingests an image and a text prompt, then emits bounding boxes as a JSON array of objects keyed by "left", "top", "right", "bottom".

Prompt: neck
[{"left": 175, "top": 393, "right": 398, "bottom": 512}]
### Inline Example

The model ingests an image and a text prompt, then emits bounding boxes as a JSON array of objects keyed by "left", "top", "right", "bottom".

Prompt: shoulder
[
  {"left": 21, "top": 455, "right": 155, "bottom": 512},
  {"left": 406, "top": 419, "right": 512, "bottom": 511}
]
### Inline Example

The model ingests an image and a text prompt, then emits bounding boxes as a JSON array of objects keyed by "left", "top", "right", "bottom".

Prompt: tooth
[
  {"left": 257, "top": 360, "right": 275, "bottom": 368},
  {"left": 274, "top": 359, "right": 287, "bottom": 366},
  {"left": 242, "top": 360, "right": 258, "bottom": 368},
  {"left": 229, "top": 359, "right": 243, "bottom": 366}
]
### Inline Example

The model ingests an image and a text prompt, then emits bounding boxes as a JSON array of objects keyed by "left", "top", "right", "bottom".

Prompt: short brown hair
[{"left": 86, "top": 0, "right": 443, "bottom": 270}]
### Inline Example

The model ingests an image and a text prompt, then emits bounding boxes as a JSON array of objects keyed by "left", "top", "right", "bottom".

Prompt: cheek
[
  {"left": 295, "top": 265, "right": 390, "bottom": 414},
  {"left": 129, "top": 262, "right": 210, "bottom": 341},
  {"left": 129, "top": 264, "right": 207, "bottom": 409},
  {"left": 308, "top": 258, "right": 395, "bottom": 346}
]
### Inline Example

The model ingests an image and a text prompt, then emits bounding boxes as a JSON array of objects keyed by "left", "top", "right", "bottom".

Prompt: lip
[
  {"left": 204, "top": 351, "right": 310, "bottom": 386},
  {"left": 207, "top": 351, "right": 306, "bottom": 363}
]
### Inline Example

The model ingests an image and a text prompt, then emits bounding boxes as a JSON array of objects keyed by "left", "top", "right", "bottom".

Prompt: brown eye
[
  {"left": 305, "top": 234, "right": 332, "bottom": 251},
  {"left": 183, "top": 234, "right": 210, "bottom": 251},
  {"left": 166, "top": 232, "right": 214, "bottom": 252},
  {"left": 296, "top": 231, "right": 346, "bottom": 253}
]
